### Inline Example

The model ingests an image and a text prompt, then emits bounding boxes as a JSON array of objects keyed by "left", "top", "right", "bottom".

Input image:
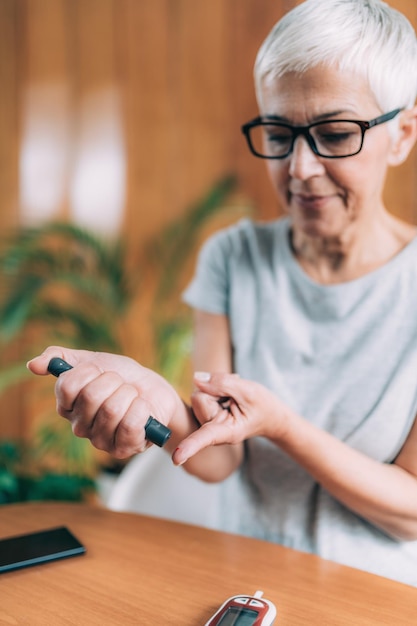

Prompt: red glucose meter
[{"left": 205, "top": 590, "right": 277, "bottom": 625}]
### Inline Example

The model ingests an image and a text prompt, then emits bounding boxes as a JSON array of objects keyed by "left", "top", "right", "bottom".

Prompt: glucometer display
[{"left": 217, "top": 607, "right": 259, "bottom": 625}]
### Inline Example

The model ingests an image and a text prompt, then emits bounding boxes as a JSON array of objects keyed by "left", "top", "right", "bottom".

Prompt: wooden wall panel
[
  {"left": 18, "top": 0, "right": 71, "bottom": 223},
  {"left": 0, "top": 0, "right": 19, "bottom": 226},
  {"left": 383, "top": 0, "right": 417, "bottom": 223},
  {"left": 118, "top": 0, "right": 173, "bottom": 241},
  {"left": 19, "top": 0, "right": 70, "bottom": 82},
  {"left": 169, "top": 0, "right": 233, "bottom": 211},
  {"left": 0, "top": 0, "right": 23, "bottom": 439},
  {"left": 72, "top": 0, "right": 118, "bottom": 91}
]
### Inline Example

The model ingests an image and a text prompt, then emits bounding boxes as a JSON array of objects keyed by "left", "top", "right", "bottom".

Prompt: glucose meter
[{"left": 205, "top": 590, "right": 277, "bottom": 625}]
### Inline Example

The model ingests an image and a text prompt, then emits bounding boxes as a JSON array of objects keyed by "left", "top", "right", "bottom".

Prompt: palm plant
[
  {"left": 0, "top": 222, "right": 132, "bottom": 502},
  {"left": 0, "top": 220, "right": 132, "bottom": 355}
]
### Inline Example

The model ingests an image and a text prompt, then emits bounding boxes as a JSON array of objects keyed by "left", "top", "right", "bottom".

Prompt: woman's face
[{"left": 259, "top": 65, "right": 395, "bottom": 240}]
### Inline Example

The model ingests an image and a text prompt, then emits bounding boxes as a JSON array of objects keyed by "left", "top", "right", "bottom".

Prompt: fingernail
[
  {"left": 173, "top": 448, "right": 187, "bottom": 466},
  {"left": 194, "top": 371, "right": 211, "bottom": 382}
]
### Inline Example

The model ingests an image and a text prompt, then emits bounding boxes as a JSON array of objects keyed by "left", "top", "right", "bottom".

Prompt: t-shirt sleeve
[{"left": 182, "top": 227, "right": 234, "bottom": 315}]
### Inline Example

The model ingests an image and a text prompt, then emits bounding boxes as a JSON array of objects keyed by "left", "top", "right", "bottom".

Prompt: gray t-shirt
[{"left": 182, "top": 217, "right": 417, "bottom": 586}]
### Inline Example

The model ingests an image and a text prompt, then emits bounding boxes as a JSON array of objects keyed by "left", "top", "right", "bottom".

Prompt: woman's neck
[{"left": 289, "top": 213, "right": 417, "bottom": 285}]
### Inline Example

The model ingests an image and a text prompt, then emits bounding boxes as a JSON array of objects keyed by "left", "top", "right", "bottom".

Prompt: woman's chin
[{"left": 291, "top": 213, "right": 346, "bottom": 240}]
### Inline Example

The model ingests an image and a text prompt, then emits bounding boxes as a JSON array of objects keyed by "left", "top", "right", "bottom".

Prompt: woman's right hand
[{"left": 27, "top": 346, "right": 183, "bottom": 458}]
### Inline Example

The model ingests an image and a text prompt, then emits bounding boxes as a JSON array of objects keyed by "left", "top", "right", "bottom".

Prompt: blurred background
[{"left": 0, "top": 0, "right": 415, "bottom": 502}]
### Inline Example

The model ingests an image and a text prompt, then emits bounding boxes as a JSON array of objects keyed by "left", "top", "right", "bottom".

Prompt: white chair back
[{"left": 107, "top": 446, "right": 222, "bottom": 529}]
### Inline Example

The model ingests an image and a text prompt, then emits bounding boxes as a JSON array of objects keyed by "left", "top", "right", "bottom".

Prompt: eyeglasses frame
[{"left": 241, "top": 108, "right": 403, "bottom": 159}]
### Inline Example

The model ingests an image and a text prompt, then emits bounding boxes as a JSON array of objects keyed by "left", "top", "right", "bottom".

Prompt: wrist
[
  {"left": 264, "top": 401, "right": 295, "bottom": 444},
  {"left": 165, "top": 400, "right": 200, "bottom": 453}
]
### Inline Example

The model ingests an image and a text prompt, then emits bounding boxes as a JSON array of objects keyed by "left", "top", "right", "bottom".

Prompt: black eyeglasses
[{"left": 241, "top": 108, "right": 402, "bottom": 159}]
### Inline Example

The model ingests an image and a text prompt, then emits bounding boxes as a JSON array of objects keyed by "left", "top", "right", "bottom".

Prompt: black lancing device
[{"left": 47, "top": 357, "right": 172, "bottom": 447}]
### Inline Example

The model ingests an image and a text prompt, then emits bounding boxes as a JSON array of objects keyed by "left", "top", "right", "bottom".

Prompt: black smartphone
[{"left": 0, "top": 526, "right": 86, "bottom": 573}]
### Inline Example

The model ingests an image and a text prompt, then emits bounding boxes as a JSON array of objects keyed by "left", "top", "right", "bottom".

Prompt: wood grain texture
[{"left": 1, "top": 502, "right": 417, "bottom": 625}]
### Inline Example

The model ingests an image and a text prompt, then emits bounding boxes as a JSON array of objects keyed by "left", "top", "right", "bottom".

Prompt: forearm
[
  {"left": 273, "top": 409, "right": 417, "bottom": 540},
  {"left": 176, "top": 311, "right": 242, "bottom": 481}
]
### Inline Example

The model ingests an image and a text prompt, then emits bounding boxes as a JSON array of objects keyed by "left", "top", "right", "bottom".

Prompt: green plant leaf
[
  {"left": 150, "top": 175, "right": 237, "bottom": 303},
  {"left": 0, "top": 364, "right": 31, "bottom": 393},
  {"left": 20, "top": 473, "right": 96, "bottom": 502}
]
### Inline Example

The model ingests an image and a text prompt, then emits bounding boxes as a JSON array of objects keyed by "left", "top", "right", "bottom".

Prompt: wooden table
[{"left": 1, "top": 502, "right": 416, "bottom": 625}]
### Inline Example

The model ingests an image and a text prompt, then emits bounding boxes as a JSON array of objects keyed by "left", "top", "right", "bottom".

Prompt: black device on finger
[{"left": 47, "top": 357, "right": 172, "bottom": 447}]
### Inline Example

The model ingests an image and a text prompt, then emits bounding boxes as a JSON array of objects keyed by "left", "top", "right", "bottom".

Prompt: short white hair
[{"left": 255, "top": 0, "right": 417, "bottom": 113}]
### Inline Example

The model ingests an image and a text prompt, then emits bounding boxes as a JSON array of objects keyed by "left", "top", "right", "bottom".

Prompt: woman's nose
[{"left": 288, "top": 136, "right": 325, "bottom": 180}]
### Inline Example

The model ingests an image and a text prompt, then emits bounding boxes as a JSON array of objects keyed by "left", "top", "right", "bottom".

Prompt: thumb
[{"left": 27, "top": 346, "right": 94, "bottom": 376}]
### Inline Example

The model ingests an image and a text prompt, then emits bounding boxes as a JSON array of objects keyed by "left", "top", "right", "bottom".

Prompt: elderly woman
[{"left": 29, "top": 0, "right": 417, "bottom": 585}]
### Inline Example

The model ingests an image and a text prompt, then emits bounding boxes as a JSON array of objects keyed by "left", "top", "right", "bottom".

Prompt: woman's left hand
[
  {"left": 173, "top": 371, "right": 289, "bottom": 465},
  {"left": 175, "top": 374, "right": 417, "bottom": 542}
]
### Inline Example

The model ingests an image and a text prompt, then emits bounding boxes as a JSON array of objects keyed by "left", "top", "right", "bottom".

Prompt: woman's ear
[{"left": 388, "top": 106, "right": 417, "bottom": 166}]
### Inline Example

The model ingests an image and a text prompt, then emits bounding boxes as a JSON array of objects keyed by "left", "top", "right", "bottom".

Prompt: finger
[
  {"left": 89, "top": 384, "right": 147, "bottom": 456},
  {"left": 113, "top": 395, "right": 155, "bottom": 458},
  {"left": 191, "top": 389, "right": 225, "bottom": 424},
  {"left": 66, "top": 371, "right": 130, "bottom": 437},
  {"left": 173, "top": 415, "right": 238, "bottom": 466},
  {"left": 55, "top": 362, "right": 108, "bottom": 416}
]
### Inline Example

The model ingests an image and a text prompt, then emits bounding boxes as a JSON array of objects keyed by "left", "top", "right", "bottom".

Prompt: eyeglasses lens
[{"left": 249, "top": 121, "right": 363, "bottom": 158}]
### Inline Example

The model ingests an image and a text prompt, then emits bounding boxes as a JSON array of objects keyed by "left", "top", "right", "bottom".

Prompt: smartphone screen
[{"left": 0, "top": 526, "right": 86, "bottom": 573}]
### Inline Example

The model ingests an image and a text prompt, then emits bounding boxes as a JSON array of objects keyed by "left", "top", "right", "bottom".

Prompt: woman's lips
[{"left": 291, "top": 193, "right": 335, "bottom": 210}]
